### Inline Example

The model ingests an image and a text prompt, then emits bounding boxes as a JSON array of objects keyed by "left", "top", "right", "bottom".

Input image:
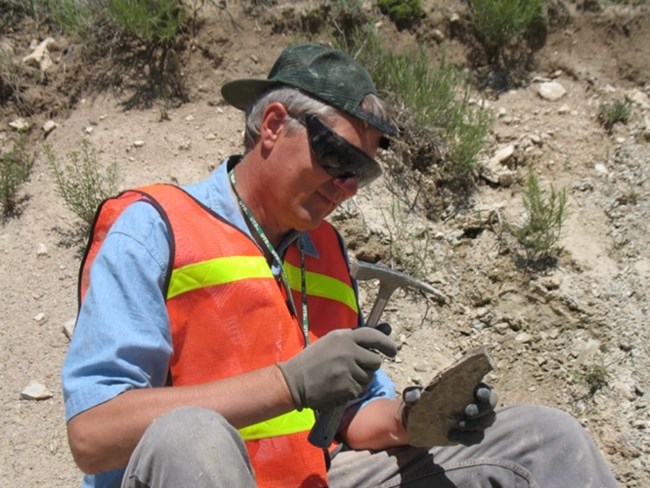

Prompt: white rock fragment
[
  {"left": 21, "top": 381, "right": 53, "bottom": 400},
  {"left": 134, "top": 140, "right": 145, "bottom": 148},
  {"left": 538, "top": 81, "right": 566, "bottom": 101},
  {"left": 34, "top": 312, "right": 46, "bottom": 323},
  {"left": 431, "top": 29, "right": 445, "bottom": 43},
  {"left": 36, "top": 243, "right": 48, "bottom": 256},
  {"left": 9, "top": 117, "right": 31, "bottom": 131},
  {"left": 42, "top": 120, "right": 58, "bottom": 135},
  {"left": 611, "top": 381, "right": 637, "bottom": 402},
  {"left": 625, "top": 89, "right": 650, "bottom": 110},
  {"left": 85, "top": 126, "right": 94, "bottom": 135},
  {"left": 22, "top": 37, "right": 56, "bottom": 73},
  {"left": 595, "top": 163, "right": 608, "bottom": 174},
  {"left": 515, "top": 332, "right": 533, "bottom": 343},
  {"left": 491, "top": 145, "right": 515, "bottom": 166}
]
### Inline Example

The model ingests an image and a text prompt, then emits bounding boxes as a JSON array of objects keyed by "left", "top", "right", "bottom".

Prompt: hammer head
[{"left": 350, "top": 259, "right": 437, "bottom": 295}]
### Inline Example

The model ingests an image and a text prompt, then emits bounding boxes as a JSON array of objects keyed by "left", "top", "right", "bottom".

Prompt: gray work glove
[
  {"left": 402, "top": 382, "right": 498, "bottom": 445},
  {"left": 277, "top": 328, "right": 397, "bottom": 411}
]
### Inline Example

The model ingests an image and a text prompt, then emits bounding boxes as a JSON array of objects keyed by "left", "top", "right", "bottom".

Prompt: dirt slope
[{"left": 1, "top": 1, "right": 648, "bottom": 486}]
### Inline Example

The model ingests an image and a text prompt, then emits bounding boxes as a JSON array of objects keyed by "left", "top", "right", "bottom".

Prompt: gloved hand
[
  {"left": 401, "top": 382, "right": 498, "bottom": 445},
  {"left": 277, "top": 328, "right": 397, "bottom": 411}
]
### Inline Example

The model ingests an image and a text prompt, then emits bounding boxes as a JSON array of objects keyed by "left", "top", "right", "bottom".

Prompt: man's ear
[{"left": 260, "top": 102, "right": 289, "bottom": 151}]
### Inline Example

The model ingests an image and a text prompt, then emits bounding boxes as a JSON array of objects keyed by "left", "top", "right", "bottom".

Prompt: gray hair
[{"left": 242, "top": 87, "right": 390, "bottom": 152}]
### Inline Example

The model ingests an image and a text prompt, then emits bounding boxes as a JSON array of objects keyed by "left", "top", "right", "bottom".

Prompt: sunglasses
[{"left": 299, "top": 114, "right": 384, "bottom": 188}]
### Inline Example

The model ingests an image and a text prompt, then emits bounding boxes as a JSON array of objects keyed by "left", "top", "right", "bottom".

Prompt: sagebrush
[
  {"left": 0, "top": 136, "right": 33, "bottom": 219},
  {"left": 335, "top": 25, "right": 492, "bottom": 182},
  {"left": 468, "top": 0, "right": 546, "bottom": 61},
  {"left": 510, "top": 169, "right": 568, "bottom": 263},
  {"left": 46, "top": 139, "right": 119, "bottom": 227}
]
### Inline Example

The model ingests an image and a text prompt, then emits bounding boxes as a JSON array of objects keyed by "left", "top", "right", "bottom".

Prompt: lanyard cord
[{"left": 229, "top": 169, "right": 310, "bottom": 346}]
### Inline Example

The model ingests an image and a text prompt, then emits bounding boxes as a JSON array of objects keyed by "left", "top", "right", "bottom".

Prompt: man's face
[{"left": 269, "top": 110, "right": 382, "bottom": 233}]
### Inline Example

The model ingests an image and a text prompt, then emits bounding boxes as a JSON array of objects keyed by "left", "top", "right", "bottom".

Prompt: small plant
[
  {"left": 582, "top": 364, "right": 610, "bottom": 396},
  {"left": 0, "top": 135, "right": 33, "bottom": 219},
  {"left": 108, "top": 0, "right": 185, "bottom": 43},
  {"left": 46, "top": 139, "right": 119, "bottom": 228},
  {"left": 47, "top": 0, "right": 103, "bottom": 37},
  {"left": 377, "top": 0, "right": 423, "bottom": 29},
  {"left": 46, "top": 0, "right": 191, "bottom": 103},
  {"left": 468, "top": 0, "right": 546, "bottom": 62},
  {"left": 598, "top": 100, "right": 631, "bottom": 134},
  {"left": 1, "top": 41, "right": 25, "bottom": 110},
  {"left": 510, "top": 169, "right": 568, "bottom": 263},
  {"left": 382, "top": 198, "right": 437, "bottom": 279}
]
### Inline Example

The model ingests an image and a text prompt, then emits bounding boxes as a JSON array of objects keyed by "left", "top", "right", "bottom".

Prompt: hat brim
[{"left": 221, "top": 79, "right": 279, "bottom": 112}]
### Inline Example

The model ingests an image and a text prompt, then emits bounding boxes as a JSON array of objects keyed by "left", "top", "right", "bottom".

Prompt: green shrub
[
  {"left": 344, "top": 28, "right": 492, "bottom": 181},
  {"left": 582, "top": 364, "right": 610, "bottom": 396},
  {"left": 510, "top": 169, "right": 568, "bottom": 262},
  {"left": 598, "top": 100, "right": 631, "bottom": 134},
  {"left": 46, "top": 139, "right": 119, "bottom": 227},
  {"left": 46, "top": 0, "right": 105, "bottom": 37},
  {"left": 468, "top": 0, "right": 546, "bottom": 62},
  {"left": 108, "top": 0, "right": 185, "bottom": 43},
  {"left": 0, "top": 136, "right": 33, "bottom": 219},
  {"left": 377, "top": 0, "right": 422, "bottom": 28}
]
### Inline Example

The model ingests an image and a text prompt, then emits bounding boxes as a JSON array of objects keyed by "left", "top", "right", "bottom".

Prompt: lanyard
[{"left": 229, "top": 169, "right": 310, "bottom": 346}]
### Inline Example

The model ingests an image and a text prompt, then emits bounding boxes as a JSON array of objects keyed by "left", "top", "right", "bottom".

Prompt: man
[{"left": 62, "top": 44, "right": 618, "bottom": 487}]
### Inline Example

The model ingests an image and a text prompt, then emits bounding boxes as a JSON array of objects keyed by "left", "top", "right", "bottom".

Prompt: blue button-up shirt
[{"left": 62, "top": 157, "right": 396, "bottom": 488}]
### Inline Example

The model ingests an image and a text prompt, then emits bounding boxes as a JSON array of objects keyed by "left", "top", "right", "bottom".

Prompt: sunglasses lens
[{"left": 305, "top": 115, "right": 382, "bottom": 187}]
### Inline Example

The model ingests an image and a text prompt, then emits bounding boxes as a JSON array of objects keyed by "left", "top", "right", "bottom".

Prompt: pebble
[
  {"left": 21, "top": 381, "right": 53, "bottom": 400},
  {"left": 9, "top": 117, "right": 30, "bottom": 131},
  {"left": 515, "top": 332, "right": 533, "bottom": 343},
  {"left": 538, "top": 81, "right": 566, "bottom": 101},
  {"left": 413, "top": 361, "right": 429, "bottom": 373},
  {"left": 612, "top": 381, "right": 638, "bottom": 401},
  {"left": 43, "top": 120, "right": 58, "bottom": 135},
  {"left": 36, "top": 243, "right": 48, "bottom": 257}
]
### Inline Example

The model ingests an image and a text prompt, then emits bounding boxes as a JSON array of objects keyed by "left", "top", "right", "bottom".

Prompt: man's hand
[
  {"left": 277, "top": 328, "right": 397, "bottom": 411},
  {"left": 402, "top": 382, "right": 498, "bottom": 445}
]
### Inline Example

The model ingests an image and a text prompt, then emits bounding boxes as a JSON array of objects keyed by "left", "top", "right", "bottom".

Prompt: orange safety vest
[{"left": 79, "top": 184, "right": 361, "bottom": 487}]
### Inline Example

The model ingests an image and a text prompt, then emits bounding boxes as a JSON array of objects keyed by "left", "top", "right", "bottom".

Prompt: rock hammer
[{"left": 307, "top": 259, "right": 440, "bottom": 448}]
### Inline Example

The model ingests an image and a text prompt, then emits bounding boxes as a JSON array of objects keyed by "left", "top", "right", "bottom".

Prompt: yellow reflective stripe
[
  {"left": 239, "top": 408, "right": 316, "bottom": 441},
  {"left": 167, "top": 256, "right": 272, "bottom": 300},
  {"left": 284, "top": 262, "right": 358, "bottom": 313}
]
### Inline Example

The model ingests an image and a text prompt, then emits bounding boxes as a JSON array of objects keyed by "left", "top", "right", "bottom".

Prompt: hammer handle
[
  {"left": 308, "top": 284, "right": 393, "bottom": 448},
  {"left": 308, "top": 404, "right": 345, "bottom": 448}
]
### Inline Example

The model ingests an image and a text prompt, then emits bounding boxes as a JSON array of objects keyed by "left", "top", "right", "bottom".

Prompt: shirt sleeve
[{"left": 61, "top": 201, "right": 174, "bottom": 422}]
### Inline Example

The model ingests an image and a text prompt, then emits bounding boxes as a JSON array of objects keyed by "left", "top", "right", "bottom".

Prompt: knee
[
  {"left": 502, "top": 404, "right": 589, "bottom": 444},
  {"left": 142, "top": 407, "right": 244, "bottom": 460}
]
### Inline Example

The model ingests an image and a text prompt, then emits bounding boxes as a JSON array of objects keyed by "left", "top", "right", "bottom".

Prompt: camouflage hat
[{"left": 221, "top": 43, "right": 396, "bottom": 137}]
